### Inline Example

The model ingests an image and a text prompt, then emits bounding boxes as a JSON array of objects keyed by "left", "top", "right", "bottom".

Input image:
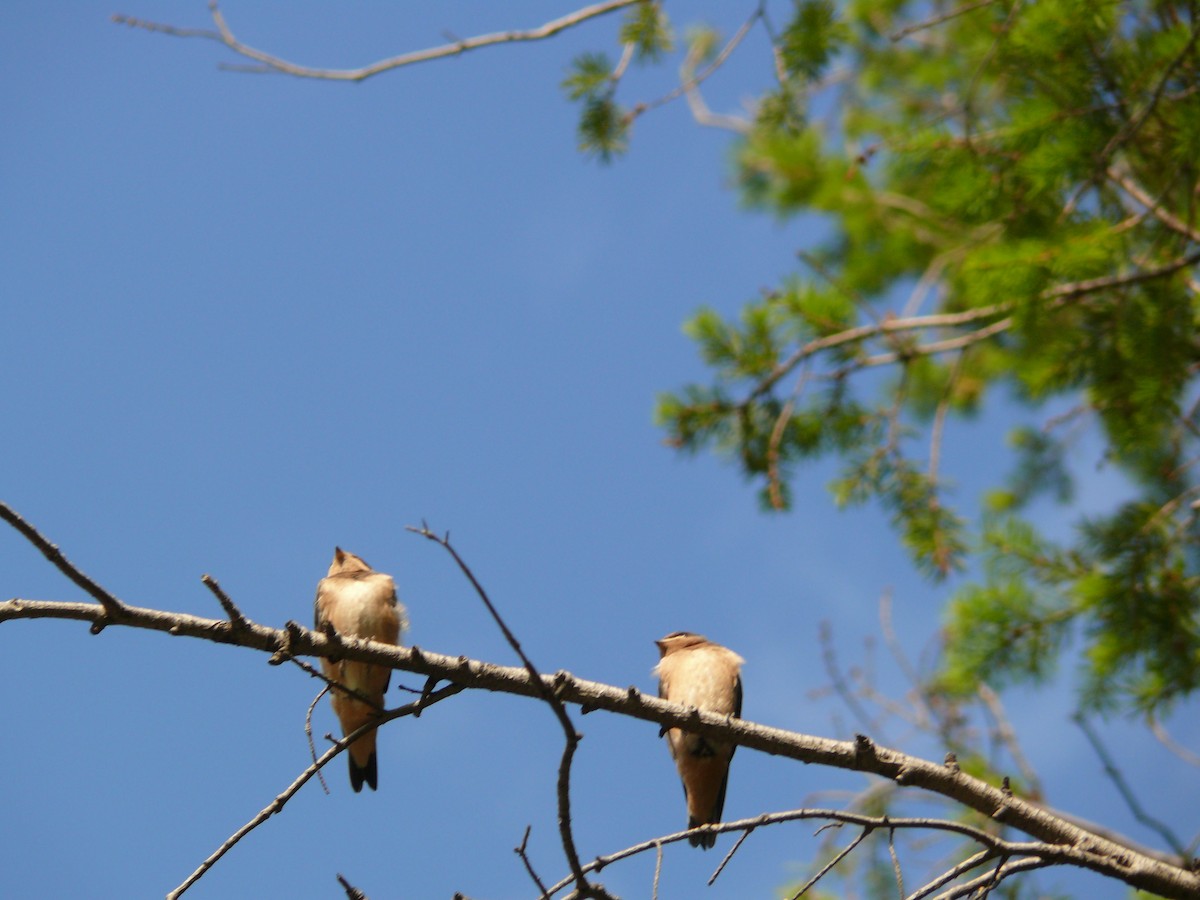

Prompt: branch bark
[
  {"left": 2, "top": 593, "right": 1198, "bottom": 898},
  {"left": 112, "top": 1, "right": 641, "bottom": 82}
]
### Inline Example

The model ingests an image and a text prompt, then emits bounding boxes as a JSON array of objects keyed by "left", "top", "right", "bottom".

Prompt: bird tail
[
  {"left": 349, "top": 750, "right": 378, "bottom": 793},
  {"left": 687, "top": 817, "right": 717, "bottom": 849}
]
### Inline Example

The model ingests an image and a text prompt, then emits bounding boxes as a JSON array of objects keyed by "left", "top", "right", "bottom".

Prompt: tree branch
[
  {"left": 167, "top": 682, "right": 464, "bottom": 898},
  {"left": 405, "top": 524, "right": 606, "bottom": 899},
  {"left": 112, "top": 1, "right": 641, "bottom": 83},
  {"left": 0, "top": 502, "right": 125, "bottom": 622},
  {"left": 4, "top": 507, "right": 1199, "bottom": 898},
  {"left": 6, "top": 594, "right": 1197, "bottom": 898}
]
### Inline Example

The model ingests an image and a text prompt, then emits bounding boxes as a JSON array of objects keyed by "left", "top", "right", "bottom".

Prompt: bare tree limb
[
  {"left": 1074, "top": 714, "right": 1187, "bottom": 857},
  {"left": 405, "top": 524, "right": 608, "bottom": 899},
  {"left": 336, "top": 872, "right": 368, "bottom": 900},
  {"left": 0, "top": 502, "right": 125, "bottom": 622},
  {"left": 515, "top": 825, "right": 552, "bottom": 899},
  {"left": 112, "top": 1, "right": 641, "bottom": 83},
  {"left": 167, "top": 682, "right": 464, "bottom": 898},
  {"left": 1106, "top": 166, "right": 1200, "bottom": 243},
  {"left": 3, "top": 507, "right": 1199, "bottom": 898}
]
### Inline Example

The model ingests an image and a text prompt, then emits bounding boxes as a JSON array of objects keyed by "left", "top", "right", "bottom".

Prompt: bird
[
  {"left": 653, "top": 631, "right": 744, "bottom": 849},
  {"left": 313, "top": 547, "right": 406, "bottom": 792}
]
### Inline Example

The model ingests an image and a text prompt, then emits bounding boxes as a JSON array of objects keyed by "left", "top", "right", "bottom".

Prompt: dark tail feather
[
  {"left": 687, "top": 817, "right": 717, "bottom": 849},
  {"left": 349, "top": 752, "right": 378, "bottom": 793}
]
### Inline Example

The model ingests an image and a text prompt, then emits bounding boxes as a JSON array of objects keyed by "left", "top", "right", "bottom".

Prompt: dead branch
[
  {"left": 113, "top": 1, "right": 641, "bottom": 82},
  {"left": 3, "top": 503, "right": 1199, "bottom": 898}
]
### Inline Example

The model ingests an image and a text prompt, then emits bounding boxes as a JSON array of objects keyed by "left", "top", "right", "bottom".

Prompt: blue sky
[{"left": 2, "top": 3, "right": 1196, "bottom": 898}]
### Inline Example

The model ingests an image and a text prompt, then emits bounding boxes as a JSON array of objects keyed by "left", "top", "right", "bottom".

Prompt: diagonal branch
[
  {"left": 0, "top": 501, "right": 125, "bottom": 621},
  {"left": 113, "top": 1, "right": 640, "bottom": 83},
  {"left": 168, "top": 682, "right": 464, "bottom": 898},
  {"left": 3, "top": 508, "right": 1199, "bottom": 898},
  {"left": 405, "top": 524, "right": 607, "bottom": 899}
]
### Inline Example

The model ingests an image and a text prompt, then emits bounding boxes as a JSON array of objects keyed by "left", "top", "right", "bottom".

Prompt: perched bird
[
  {"left": 653, "top": 631, "right": 744, "bottom": 849},
  {"left": 314, "top": 548, "right": 406, "bottom": 792}
]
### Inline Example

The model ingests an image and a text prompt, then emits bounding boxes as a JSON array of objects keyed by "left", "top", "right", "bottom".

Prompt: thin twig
[
  {"left": 1148, "top": 715, "right": 1200, "bottom": 768},
  {"left": 928, "top": 855, "right": 1050, "bottom": 900},
  {"left": 168, "top": 684, "right": 463, "bottom": 898},
  {"left": 201, "top": 573, "right": 250, "bottom": 630},
  {"left": 1107, "top": 167, "right": 1200, "bottom": 242},
  {"left": 927, "top": 351, "right": 963, "bottom": 482},
  {"left": 336, "top": 872, "right": 368, "bottom": 900},
  {"left": 906, "top": 849, "right": 996, "bottom": 900},
  {"left": 515, "top": 825, "right": 551, "bottom": 899},
  {"left": 113, "top": 0, "right": 641, "bottom": 82},
  {"left": 887, "top": 825, "right": 905, "bottom": 898},
  {"left": 1074, "top": 715, "right": 1186, "bottom": 856},
  {"left": 820, "top": 620, "right": 888, "bottom": 742},
  {"left": 976, "top": 684, "right": 1041, "bottom": 799},
  {"left": 304, "top": 684, "right": 332, "bottom": 795},
  {"left": 407, "top": 524, "right": 603, "bottom": 898},
  {"left": 890, "top": 0, "right": 998, "bottom": 42},
  {"left": 788, "top": 826, "right": 872, "bottom": 898},
  {"left": 707, "top": 826, "right": 753, "bottom": 885},
  {"left": 651, "top": 841, "right": 663, "bottom": 900},
  {"left": 0, "top": 501, "right": 124, "bottom": 620}
]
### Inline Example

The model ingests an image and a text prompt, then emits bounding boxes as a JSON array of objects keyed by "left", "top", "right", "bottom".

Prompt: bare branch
[
  {"left": 200, "top": 573, "right": 250, "bottom": 631},
  {"left": 976, "top": 684, "right": 1041, "bottom": 800},
  {"left": 1106, "top": 166, "right": 1200, "bottom": 243},
  {"left": 5, "top": 589, "right": 1196, "bottom": 896},
  {"left": 515, "top": 826, "right": 551, "bottom": 899},
  {"left": 707, "top": 826, "right": 754, "bottom": 886},
  {"left": 336, "top": 872, "right": 368, "bottom": 900},
  {"left": 1149, "top": 715, "right": 1200, "bottom": 768},
  {"left": 4, "top": 586, "right": 1198, "bottom": 894},
  {"left": 890, "top": 0, "right": 999, "bottom": 43},
  {"left": 113, "top": 1, "right": 641, "bottom": 83},
  {"left": 305, "top": 687, "right": 332, "bottom": 795},
  {"left": 787, "top": 825, "right": 871, "bottom": 898},
  {"left": 1075, "top": 714, "right": 1187, "bottom": 857},
  {"left": 2, "top": 500, "right": 1197, "bottom": 897},
  {"left": 929, "top": 855, "right": 1049, "bottom": 900},
  {"left": 167, "top": 683, "right": 463, "bottom": 898},
  {"left": 0, "top": 501, "right": 125, "bottom": 621},
  {"left": 406, "top": 524, "right": 605, "bottom": 899}
]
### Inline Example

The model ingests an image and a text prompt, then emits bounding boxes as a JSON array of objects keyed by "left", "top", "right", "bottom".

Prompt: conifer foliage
[{"left": 569, "top": 0, "right": 1200, "bottom": 714}]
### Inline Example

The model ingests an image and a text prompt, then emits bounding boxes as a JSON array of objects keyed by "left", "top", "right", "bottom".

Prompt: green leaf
[
  {"left": 619, "top": 2, "right": 673, "bottom": 63},
  {"left": 561, "top": 52, "right": 612, "bottom": 101}
]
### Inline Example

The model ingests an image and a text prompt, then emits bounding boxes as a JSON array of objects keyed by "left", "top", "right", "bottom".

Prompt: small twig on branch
[
  {"left": 167, "top": 683, "right": 463, "bottom": 898},
  {"left": 977, "top": 683, "right": 1041, "bottom": 800},
  {"left": 515, "top": 825, "right": 551, "bottom": 899},
  {"left": 887, "top": 825, "right": 905, "bottom": 898},
  {"left": 406, "top": 523, "right": 605, "bottom": 899},
  {"left": 820, "top": 621, "right": 888, "bottom": 742},
  {"left": 200, "top": 573, "right": 250, "bottom": 630},
  {"left": 889, "top": 0, "right": 998, "bottom": 42},
  {"left": 0, "top": 501, "right": 125, "bottom": 623},
  {"left": 304, "top": 684, "right": 332, "bottom": 795},
  {"left": 1148, "top": 715, "right": 1200, "bottom": 768},
  {"left": 336, "top": 872, "right": 368, "bottom": 900},
  {"left": 787, "top": 824, "right": 872, "bottom": 899},
  {"left": 112, "top": 0, "right": 641, "bottom": 82},
  {"left": 1074, "top": 714, "right": 1187, "bottom": 857},
  {"left": 929, "top": 855, "right": 1049, "bottom": 900},
  {"left": 707, "top": 826, "right": 754, "bottom": 886},
  {"left": 906, "top": 848, "right": 997, "bottom": 900}
]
